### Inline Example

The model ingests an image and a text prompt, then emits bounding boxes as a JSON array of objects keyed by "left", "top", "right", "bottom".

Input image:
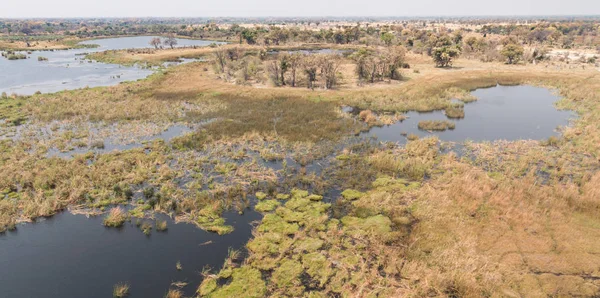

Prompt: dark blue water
[
  {"left": 0, "top": 210, "right": 260, "bottom": 298},
  {"left": 363, "top": 85, "right": 575, "bottom": 144}
]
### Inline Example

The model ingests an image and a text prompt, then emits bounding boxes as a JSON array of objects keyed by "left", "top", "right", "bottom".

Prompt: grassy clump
[
  {"left": 445, "top": 105, "right": 465, "bottom": 119},
  {"left": 255, "top": 199, "right": 281, "bottom": 213},
  {"left": 6, "top": 53, "right": 27, "bottom": 60},
  {"left": 209, "top": 267, "right": 266, "bottom": 298},
  {"left": 103, "top": 207, "right": 127, "bottom": 228},
  {"left": 113, "top": 283, "right": 129, "bottom": 298},
  {"left": 341, "top": 189, "right": 364, "bottom": 200},
  {"left": 196, "top": 205, "right": 234, "bottom": 235},
  {"left": 417, "top": 120, "right": 456, "bottom": 131},
  {"left": 140, "top": 221, "right": 153, "bottom": 235},
  {"left": 0, "top": 97, "right": 28, "bottom": 126},
  {"left": 255, "top": 191, "right": 267, "bottom": 200},
  {"left": 165, "top": 289, "right": 183, "bottom": 298},
  {"left": 156, "top": 219, "right": 168, "bottom": 231}
]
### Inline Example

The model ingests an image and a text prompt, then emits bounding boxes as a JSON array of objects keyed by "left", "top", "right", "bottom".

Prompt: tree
[
  {"left": 213, "top": 48, "right": 228, "bottom": 73},
  {"left": 278, "top": 53, "right": 289, "bottom": 86},
  {"left": 382, "top": 46, "right": 406, "bottom": 80},
  {"left": 319, "top": 54, "right": 342, "bottom": 89},
  {"left": 149, "top": 37, "right": 162, "bottom": 49},
  {"left": 501, "top": 44, "right": 524, "bottom": 64},
  {"left": 351, "top": 46, "right": 406, "bottom": 83},
  {"left": 465, "top": 36, "right": 478, "bottom": 51},
  {"left": 241, "top": 29, "right": 257, "bottom": 45},
  {"left": 302, "top": 56, "right": 319, "bottom": 90},
  {"left": 164, "top": 34, "right": 178, "bottom": 49},
  {"left": 288, "top": 54, "right": 302, "bottom": 87},
  {"left": 380, "top": 32, "right": 395, "bottom": 46},
  {"left": 432, "top": 46, "right": 461, "bottom": 67}
]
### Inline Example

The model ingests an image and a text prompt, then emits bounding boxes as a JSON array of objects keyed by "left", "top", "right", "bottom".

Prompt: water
[
  {"left": 46, "top": 125, "right": 193, "bottom": 158},
  {"left": 363, "top": 85, "right": 575, "bottom": 144},
  {"left": 80, "top": 36, "right": 219, "bottom": 51},
  {"left": 0, "top": 210, "right": 261, "bottom": 298},
  {"left": 0, "top": 36, "right": 218, "bottom": 95}
]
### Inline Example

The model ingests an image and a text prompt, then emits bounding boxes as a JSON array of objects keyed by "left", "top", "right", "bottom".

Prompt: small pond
[
  {"left": 363, "top": 85, "right": 575, "bottom": 144},
  {"left": 0, "top": 36, "right": 218, "bottom": 95},
  {"left": 0, "top": 210, "right": 261, "bottom": 298}
]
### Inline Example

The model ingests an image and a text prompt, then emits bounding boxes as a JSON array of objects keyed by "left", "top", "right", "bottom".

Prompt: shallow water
[
  {"left": 47, "top": 124, "right": 193, "bottom": 158},
  {"left": 0, "top": 210, "right": 260, "bottom": 298},
  {"left": 79, "top": 36, "right": 218, "bottom": 51},
  {"left": 363, "top": 85, "right": 575, "bottom": 144},
  {"left": 0, "top": 36, "right": 217, "bottom": 95}
]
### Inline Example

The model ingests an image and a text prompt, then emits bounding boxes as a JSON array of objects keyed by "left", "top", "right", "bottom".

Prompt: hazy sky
[{"left": 2, "top": 0, "right": 599, "bottom": 18}]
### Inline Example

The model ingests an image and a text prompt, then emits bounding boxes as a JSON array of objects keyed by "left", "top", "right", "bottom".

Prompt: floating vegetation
[
  {"left": 417, "top": 120, "right": 456, "bottom": 131},
  {"left": 444, "top": 105, "right": 465, "bottom": 119}
]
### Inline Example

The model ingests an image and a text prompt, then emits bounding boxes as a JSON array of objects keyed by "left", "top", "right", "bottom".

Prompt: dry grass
[
  {"left": 418, "top": 120, "right": 456, "bottom": 131},
  {"left": 113, "top": 282, "right": 129, "bottom": 298},
  {"left": 164, "top": 289, "right": 182, "bottom": 298},
  {"left": 103, "top": 207, "right": 127, "bottom": 228}
]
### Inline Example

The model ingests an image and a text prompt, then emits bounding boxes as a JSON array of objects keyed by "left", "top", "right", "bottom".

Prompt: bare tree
[
  {"left": 277, "top": 52, "right": 290, "bottom": 86},
  {"left": 149, "top": 37, "right": 162, "bottom": 49},
  {"left": 288, "top": 53, "right": 302, "bottom": 87},
  {"left": 319, "top": 54, "right": 342, "bottom": 89},
  {"left": 164, "top": 34, "right": 178, "bottom": 49},
  {"left": 268, "top": 60, "right": 281, "bottom": 86},
  {"left": 301, "top": 55, "right": 319, "bottom": 90},
  {"left": 213, "top": 48, "right": 227, "bottom": 73}
]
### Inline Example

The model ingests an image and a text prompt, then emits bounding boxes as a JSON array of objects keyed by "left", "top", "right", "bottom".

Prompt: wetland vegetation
[{"left": 1, "top": 15, "right": 600, "bottom": 297}]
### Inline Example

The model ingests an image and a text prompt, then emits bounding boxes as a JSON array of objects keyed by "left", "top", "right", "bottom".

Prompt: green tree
[
  {"left": 380, "top": 32, "right": 395, "bottom": 46},
  {"left": 241, "top": 29, "right": 257, "bottom": 45},
  {"left": 501, "top": 44, "right": 524, "bottom": 64},
  {"left": 432, "top": 46, "right": 461, "bottom": 67}
]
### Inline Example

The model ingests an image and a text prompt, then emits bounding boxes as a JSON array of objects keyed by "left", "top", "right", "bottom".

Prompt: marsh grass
[
  {"left": 418, "top": 120, "right": 456, "bottom": 131},
  {"left": 140, "top": 221, "right": 153, "bottom": 235},
  {"left": 156, "top": 219, "right": 168, "bottom": 231},
  {"left": 103, "top": 207, "right": 127, "bottom": 228},
  {"left": 113, "top": 283, "right": 129, "bottom": 298},
  {"left": 4, "top": 50, "right": 600, "bottom": 297},
  {"left": 165, "top": 289, "right": 183, "bottom": 298},
  {"left": 444, "top": 105, "right": 465, "bottom": 119}
]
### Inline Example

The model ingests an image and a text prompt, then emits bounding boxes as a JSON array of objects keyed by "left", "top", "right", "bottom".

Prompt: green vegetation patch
[
  {"left": 341, "top": 189, "right": 364, "bottom": 200},
  {"left": 255, "top": 199, "right": 281, "bottom": 212},
  {"left": 209, "top": 267, "right": 266, "bottom": 298}
]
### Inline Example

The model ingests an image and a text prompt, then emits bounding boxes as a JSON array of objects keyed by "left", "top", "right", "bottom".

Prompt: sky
[{"left": 1, "top": 0, "right": 599, "bottom": 18}]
